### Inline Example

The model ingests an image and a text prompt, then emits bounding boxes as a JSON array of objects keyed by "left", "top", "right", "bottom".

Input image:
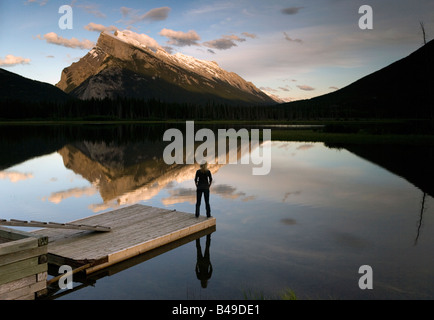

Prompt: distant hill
[
  {"left": 0, "top": 68, "right": 71, "bottom": 103},
  {"left": 282, "top": 40, "right": 434, "bottom": 119},
  {"left": 56, "top": 30, "right": 277, "bottom": 106}
]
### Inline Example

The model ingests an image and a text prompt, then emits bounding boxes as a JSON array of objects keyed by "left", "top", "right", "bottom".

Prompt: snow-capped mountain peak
[{"left": 56, "top": 31, "right": 278, "bottom": 105}]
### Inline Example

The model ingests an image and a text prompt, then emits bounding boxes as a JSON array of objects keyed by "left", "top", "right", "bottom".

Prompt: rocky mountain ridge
[{"left": 56, "top": 31, "right": 277, "bottom": 106}]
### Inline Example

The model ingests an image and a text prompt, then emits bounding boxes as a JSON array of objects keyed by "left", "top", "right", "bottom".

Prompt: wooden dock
[
  {"left": 0, "top": 227, "right": 48, "bottom": 300},
  {"left": 31, "top": 204, "right": 216, "bottom": 275}
]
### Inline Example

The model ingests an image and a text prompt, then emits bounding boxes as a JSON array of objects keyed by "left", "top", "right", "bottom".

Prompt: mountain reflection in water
[
  {"left": 1, "top": 124, "right": 434, "bottom": 300},
  {"left": 1, "top": 124, "right": 433, "bottom": 203},
  {"left": 0, "top": 124, "right": 263, "bottom": 211},
  {"left": 57, "top": 142, "right": 225, "bottom": 211}
]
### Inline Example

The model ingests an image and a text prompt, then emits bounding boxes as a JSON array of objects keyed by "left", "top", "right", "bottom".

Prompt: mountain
[
  {"left": 282, "top": 40, "right": 434, "bottom": 118},
  {"left": 0, "top": 68, "right": 71, "bottom": 103},
  {"left": 56, "top": 30, "right": 277, "bottom": 106}
]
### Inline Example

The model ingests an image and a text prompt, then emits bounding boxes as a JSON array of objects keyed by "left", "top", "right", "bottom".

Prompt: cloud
[
  {"left": 65, "top": 53, "right": 81, "bottom": 63},
  {"left": 143, "top": 7, "right": 171, "bottom": 21},
  {"left": 116, "top": 30, "right": 162, "bottom": 51},
  {"left": 159, "top": 28, "right": 201, "bottom": 47},
  {"left": 203, "top": 34, "right": 246, "bottom": 50},
  {"left": 71, "top": 1, "right": 106, "bottom": 18},
  {"left": 161, "top": 184, "right": 256, "bottom": 205},
  {"left": 296, "top": 144, "right": 315, "bottom": 150},
  {"left": 46, "top": 186, "right": 97, "bottom": 204},
  {"left": 163, "top": 46, "right": 174, "bottom": 54},
  {"left": 224, "top": 34, "right": 246, "bottom": 42},
  {"left": 242, "top": 32, "right": 257, "bottom": 39},
  {"left": 297, "top": 85, "right": 315, "bottom": 91},
  {"left": 187, "top": 2, "right": 234, "bottom": 15},
  {"left": 161, "top": 188, "right": 196, "bottom": 205},
  {"left": 260, "top": 87, "right": 291, "bottom": 102},
  {"left": 211, "top": 184, "right": 256, "bottom": 201},
  {"left": 282, "top": 191, "right": 301, "bottom": 202},
  {"left": 120, "top": 6, "right": 132, "bottom": 17},
  {"left": 281, "top": 218, "right": 297, "bottom": 225},
  {"left": 0, "top": 171, "right": 33, "bottom": 182},
  {"left": 281, "top": 7, "right": 304, "bottom": 15},
  {"left": 37, "top": 32, "right": 95, "bottom": 50},
  {"left": 283, "top": 32, "right": 303, "bottom": 44},
  {"left": 329, "top": 86, "right": 339, "bottom": 90},
  {"left": 84, "top": 23, "right": 118, "bottom": 33},
  {"left": 260, "top": 86, "right": 278, "bottom": 93},
  {"left": 0, "top": 55, "right": 31, "bottom": 67},
  {"left": 25, "top": 0, "right": 48, "bottom": 6},
  {"left": 122, "top": 6, "right": 171, "bottom": 25},
  {"left": 204, "top": 38, "right": 237, "bottom": 50}
]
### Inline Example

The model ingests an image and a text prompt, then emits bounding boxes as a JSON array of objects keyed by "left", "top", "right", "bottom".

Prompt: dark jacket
[{"left": 195, "top": 169, "right": 212, "bottom": 190}]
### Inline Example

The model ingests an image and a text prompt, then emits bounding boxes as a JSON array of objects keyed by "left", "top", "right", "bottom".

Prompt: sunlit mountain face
[{"left": 56, "top": 31, "right": 277, "bottom": 106}]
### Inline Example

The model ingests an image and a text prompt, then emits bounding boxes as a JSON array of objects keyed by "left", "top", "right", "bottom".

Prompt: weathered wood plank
[
  {"left": 0, "top": 281, "right": 46, "bottom": 300},
  {"left": 0, "top": 220, "right": 111, "bottom": 232},
  {"left": 0, "top": 263, "right": 47, "bottom": 286},
  {"left": 0, "top": 257, "right": 39, "bottom": 277},
  {"left": 30, "top": 204, "right": 216, "bottom": 275},
  {"left": 0, "top": 227, "right": 48, "bottom": 248},
  {"left": 0, "top": 237, "right": 38, "bottom": 257},
  {"left": 0, "top": 237, "right": 9, "bottom": 244},
  {"left": 0, "top": 229, "right": 27, "bottom": 241},
  {"left": 39, "top": 209, "right": 186, "bottom": 257},
  {"left": 48, "top": 215, "right": 210, "bottom": 261},
  {"left": 88, "top": 218, "right": 209, "bottom": 256},
  {"left": 0, "top": 227, "right": 48, "bottom": 299},
  {"left": 37, "top": 271, "right": 48, "bottom": 283},
  {"left": 0, "top": 227, "right": 37, "bottom": 241},
  {"left": 101, "top": 218, "right": 216, "bottom": 272},
  {"left": 0, "top": 245, "right": 47, "bottom": 267},
  {"left": 0, "top": 274, "right": 35, "bottom": 295},
  {"left": 12, "top": 293, "right": 36, "bottom": 300},
  {"left": 33, "top": 205, "right": 163, "bottom": 242}
]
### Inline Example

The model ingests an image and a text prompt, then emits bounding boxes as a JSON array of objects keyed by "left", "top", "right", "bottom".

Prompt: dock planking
[{"left": 31, "top": 204, "right": 216, "bottom": 274}]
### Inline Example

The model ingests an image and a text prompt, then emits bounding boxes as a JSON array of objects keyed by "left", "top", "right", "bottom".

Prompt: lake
[{"left": 0, "top": 124, "right": 433, "bottom": 300}]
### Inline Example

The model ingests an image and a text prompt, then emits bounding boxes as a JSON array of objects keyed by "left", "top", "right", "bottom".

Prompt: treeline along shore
[{"left": 1, "top": 97, "right": 433, "bottom": 124}]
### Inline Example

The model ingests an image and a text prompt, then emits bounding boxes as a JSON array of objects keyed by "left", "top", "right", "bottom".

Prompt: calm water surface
[{"left": 0, "top": 125, "right": 433, "bottom": 300}]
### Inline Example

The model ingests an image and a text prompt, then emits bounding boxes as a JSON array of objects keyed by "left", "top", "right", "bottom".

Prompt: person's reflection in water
[{"left": 195, "top": 234, "right": 213, "bottom": 288}]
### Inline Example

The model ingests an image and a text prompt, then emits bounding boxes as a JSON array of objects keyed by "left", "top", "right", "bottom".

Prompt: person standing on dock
[{"left": 195, "top": 162, "right": 212, "bottom": 218}]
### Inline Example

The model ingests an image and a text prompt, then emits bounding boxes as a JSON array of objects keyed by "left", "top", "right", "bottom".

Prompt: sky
[{"left": 0, "top": 0, "right": 433, "bottom": 102}]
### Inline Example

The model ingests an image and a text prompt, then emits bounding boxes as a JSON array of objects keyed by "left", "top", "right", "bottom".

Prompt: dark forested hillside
[
  {"left": 281, "top": 40, "right": 434, "bottom": 119},
  {"left": 0, "top": 68, "right": 71, "bottom": 103}
]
